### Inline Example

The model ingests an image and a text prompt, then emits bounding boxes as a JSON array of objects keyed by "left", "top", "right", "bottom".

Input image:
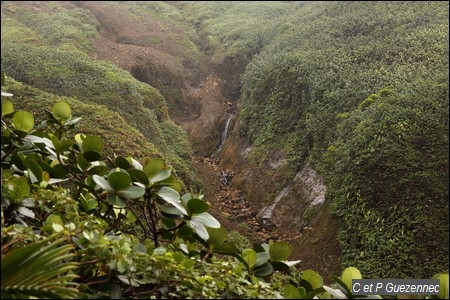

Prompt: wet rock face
[
  {"left": 256, "top": 186, "right": 291, "bottom": 227},
  {"left": 256, "top": 164, "right": 327, "bottom": 230},
  {"left": 293, "top": 165, "right": 326, "bottom": 206}
]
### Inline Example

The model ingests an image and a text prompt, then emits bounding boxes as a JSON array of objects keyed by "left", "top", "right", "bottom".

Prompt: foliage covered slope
[
  {"left": 1, "top": 0, "right": 448, "bottom": 282},
  {"left": 1, "top": 1, "right": 195, "bottom": 183},
  {"left": 0, "top": 96, "right": 287, "bottom": 299},
  {"left": 187, "top": 1, "right": 449, "bottom": 278},
  {"left": 2, "top": 90, "right": 447, "bottom": 299},
  {"left": 3, "top": 79, "right": 162, "bottom": 161}
]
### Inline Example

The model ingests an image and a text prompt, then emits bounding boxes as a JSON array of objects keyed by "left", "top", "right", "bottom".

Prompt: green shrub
[{"left": 328, "top": 86, "right": 449, "bottom": 278}]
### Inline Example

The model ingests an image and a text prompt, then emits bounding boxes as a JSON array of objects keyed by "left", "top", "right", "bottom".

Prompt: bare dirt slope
[
  {"left": 182, "top": 75, "right": 229, "bottom": 156},
  {"left": 78, "top": 1, "right": 228, "bottom": 155},
  {"left": 192, "top": 157, "right": 294, "bottom": 243}
]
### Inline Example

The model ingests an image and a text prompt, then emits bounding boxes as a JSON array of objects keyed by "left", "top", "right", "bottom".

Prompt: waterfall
[{"left": 213, "top": 115, "right": 232, "bottom": 156}]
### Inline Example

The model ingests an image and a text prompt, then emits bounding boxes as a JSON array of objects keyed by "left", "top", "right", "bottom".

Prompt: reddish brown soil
[
  {"left": 80, "top": 1, "right": 228, "bottom": 155},
  {"left": 192, "top": 157, "right": 295, "bottom": 244}
]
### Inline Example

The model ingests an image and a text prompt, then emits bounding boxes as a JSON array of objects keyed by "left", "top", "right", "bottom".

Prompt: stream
[{"left": 212, "top": 114, "right": 233, "bottom": 157}]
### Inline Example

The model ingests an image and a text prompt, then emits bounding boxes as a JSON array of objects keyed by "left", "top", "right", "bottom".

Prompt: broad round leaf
[
  {"left": 160, "top": 211, "right": 183, "bottom": 220},
  {"left": 242, "top": 249, "right": 257, "bottom": 269},
  {"left": 13, "top": 110, "right": 34, "bottom": 133},
  {"left": 153, "top": 176, "right": 175, "bottom": 186},
  {"left": 117, "top": 186, "right": 145, "bottom": 199},
  {"left": 80, "top": 175, "right": 95, "bottom": 190},
  {"left": 253, "top": 243, "right": 266, "bottom": 253},
  {"left": 269, "top": 241, "right": 291, "bottom": 262},
  {"left": 126, "top": 210, "right": 137, "bottom": 224},
  {"left": 43, "top": 214, "right": 64, "bottom": 234},
  {"left": 213, "top": 242, "right": 238, "bottom": 255},
  {"left": 159, "top": 205, "right": 182, "bottom": 219},
  {"left": 143, "top": 158, "right": 165, "bottom": 178},
  {"left": 302, "top": 269, "right": 324, "bottom": 290},
  {"left": 253, "top": 262, "right": 274, "bottom": 277},
  {"left": 11, "top": 154, "right": 25, "bottom": 171},
  {"left": 189, "top": 218, "right": 209, "bottom": 240},
  {"left": 191, "top": 212, "right": 220, "bottom": 228},
  {"left": 162, "top": 218, "right": 177, "bottom": 229},
  {"left": 77, "top": 152, "right": 88, "bottom": 170},
  {"left": 340, "top": 267, "right": 361, "bottom": 291},
  {"left": 156, "top": 187, "right": 179, "bottom": 201},
  {"left": 149, "top": 169, "right": 171, "bottom": 184},
  {"left": 187, "top": 199, "right": 209, "bottom": 215},
  {"left": 2, "top": 100, "right": 14, "bottom": 116},
  {"left": 129, "top": 157, "right": 143, "bottom": 170},
  {"left": 87, "top": 161, "right": 108, "bottom": 176},
  {"left": 108, "top": 170, "right": 131, "bottom": 191},
  {"left": 57, "top": 139, "right": 74, "bottom": 153},
  {"left": 271, "top": 261, "right": 290, "bottom": 272},
  {"left": 178, "top": 225, "right": 195, "bottom": 240},
  {"left": 155, "top": 187, "right": 187, "bottom": 216},
  {"left": 80, "top": 136, "right": 104, "bottom": 154},
  {"left": 297, "top": 287, "right": 307, "bottom": 298},
  {"left": 12, "top": 129, "right": 28, "bottom": 138},
  {"left": 206, "top": 226, "right": 227, "bottom": 249},
  {"left": 74, "top": 133, "right": 85, "bottom": 146},
  {"left": 52, "top": 101, "right": 72, "bottom": 123},
  {"left": 128, "top": 169, "right": 149, "bottom": 185},
  {"left": 17, "top": 206, "right": 35, "bottom": 219},
  {"left": 83, "top": 151, "right": 102, "bottom": 162},
  {"left": 115, "top": 156, "right": 131, "bottom": 169},
  {"left": 80, "top": 193, "right": 98, "bottom": 212},
  {"left": 181, "top": 193, "right": 193, "bottom": 207},
  {"left": 436, "top": 273, "right": 449, "bottom": 299},
  {"left": 92, "top": 175, "right": 114, "bottom": 193},
  {"left": 170, "top": 180, "right": 183, "bottom": 192},
  {"left": 255, "top": 252, "right": 270, "bottom": 267},
  {"left": 26, "top": 159, "right": 43, "bottom": 183},
  {"left": 284, "top": 284, "right": 301, "bottom": 299},
  {"left": 25, "top": 153, "right": 42, "bottom": 165}
]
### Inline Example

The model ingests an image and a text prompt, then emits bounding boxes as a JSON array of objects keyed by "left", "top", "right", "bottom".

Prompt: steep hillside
[
  {"left": 1, "top": 0, "right": 448, "bottom": 281},
  {"left": 3, "top": 79, "right": 163, "bottom": 162},
  {"left": 1, "top": 1, "right": 196, "bottom": 183},
  {"left": 189, "top": 1, "right": 449, "bottom": 278}
]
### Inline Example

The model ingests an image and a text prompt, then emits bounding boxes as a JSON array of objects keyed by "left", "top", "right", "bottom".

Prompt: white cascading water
[{"left": 213, "top": 115, "right": 232, "bottom": 156}]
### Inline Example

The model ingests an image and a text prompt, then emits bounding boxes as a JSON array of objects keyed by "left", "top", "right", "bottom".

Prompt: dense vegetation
[
  {"left": 328, "top": 86, "right": 448, "bottom": 277},
  {"left": 1, "top": 1, "right": 196, "bottom": 183},
  {"left": 1, "top": 0, "right": 449, "bottom": 297},
  {"left": 0, "top": 94, "right": 288, "bottom": 298},
  {"left": 189, "top": 1, "right": 449, "bottom": 279},
  {"left": 2, "top": 81, "right": 448, "bottom": 299}
]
